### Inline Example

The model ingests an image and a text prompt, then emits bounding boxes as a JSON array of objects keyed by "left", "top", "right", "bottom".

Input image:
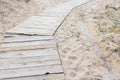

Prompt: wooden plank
[
  {"left": 17, "top": 20, "right": 55, "bottom": 28},
  {"left": 21, "top": 21, "right": 61, "bottom": 30},
  {"left": 0, "top": 59, "right": 60, "bottom": 69},
  {"left": 1, "top": 40, "right": 56, "bottom": 48},
  {"left": 46, "top": 6, "right": 71, "bottom": 10},
  {"left": 5, "top": 33, "right": 36, "bottom": 37},
  {"left": 18, "top": 23, "right": 57, "bottom": 30},
  {"left": 0, "top": 48, "right": 58, "bottom": 58},
  {"left": 7, "top": 27, "right": 54, "bottom": 36},
  {"left": 40, "top": 12, "right": 67, "bottom": 16},
  {"left": 22, "top": 25, "right": 58, "bottom": 31},
  {"left": 21, "top": 17, "right": 60, "bottom": 24},
  {"left": 39, "top": 12, "right": 66, "bottom": 16},
  {"left": 0, "top": 65, "right": 63, "bottom": 79},
  {"left": 43, "top": 11, "right": 69, "bottom": 15},
  {"left": 23, "top": 16, "right": 60, "bottom": 23},
  {"left": 2, "top": 74, "right": 64, "bottom": 80},
  {"left": 44, "top": 8, "right": 70, "bottom": 12},
  {"left": 0, "top": 55, "right": 59, "bottom": 64},
  {"left": 3, "top": 35, "right": 54, "bottom": 43},
  {"left": 38, "top": 13, "right": 65, "bottom": 17},
  {"left": 0, "top": 44, "right": 56, "bottom": 52}
]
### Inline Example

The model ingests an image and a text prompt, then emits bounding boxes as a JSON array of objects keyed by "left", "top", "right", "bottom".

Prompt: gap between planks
[{"left": 1, "top": 73, "right": 64, "bottom": 80}]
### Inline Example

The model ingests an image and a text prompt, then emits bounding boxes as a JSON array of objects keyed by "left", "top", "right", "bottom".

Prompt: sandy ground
[{"left": 55, "top": 0, "right": 120, "bottom": 79}]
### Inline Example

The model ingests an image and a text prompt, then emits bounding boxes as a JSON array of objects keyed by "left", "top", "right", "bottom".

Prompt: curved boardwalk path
[{"left": 0, "top": 0, "right": 89, "bottom": 80}]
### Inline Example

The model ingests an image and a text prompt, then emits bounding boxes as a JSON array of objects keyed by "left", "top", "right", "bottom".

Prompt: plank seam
[{"left": 0, "top": 72, "right": 64, "bottom": 80}]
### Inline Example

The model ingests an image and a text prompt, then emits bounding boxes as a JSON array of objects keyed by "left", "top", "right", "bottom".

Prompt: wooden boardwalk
[{"left": 0, "top": 0, "right": 90, "bottom": 80}]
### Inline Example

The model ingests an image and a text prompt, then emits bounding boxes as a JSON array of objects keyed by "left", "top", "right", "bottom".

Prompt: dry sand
[{"left": 55, "top": 0, "right": 120, "bottom": 79}]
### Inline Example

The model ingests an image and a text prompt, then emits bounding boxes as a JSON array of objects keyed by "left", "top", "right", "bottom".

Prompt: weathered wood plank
[
  {"left": 18, "top": 24, "right": 56, "bottom": 30},
  {"left": 22, "top": 16, "right": 60, "bottom": 23},
  {"left": 0, "top": 55, "right": 59, "bottom": 64},
  {"left": 39, "top": 12, "right": 66, "bottom": 16},
  {"left": 40, "top": 12, "right": 67, "bottom": 16},
  {"left": 43, "top": 11, "right": 68, "bottom": 16},
  {"left": 0, "top": 44, "right": 56, "bottom": 52},
  {"left": 0, "top": 48, "right": 58, "bottom": 58},
  {"left": 0, "top": 65, "right": 63, "bottom": 79},
  {"left": 44, "top": 6, "right": 71, "bottom": 11},
  {"left": 1, "top": 40, "right": 56, "bottom": 51},
  {"left": 2, "top": 74, "right": 64, "bottom": 80},
  {"left": 1, "top": 40, "right": 55, "bottom": 48},
  {"left": 44, "top": 6, "right": 72, "bottom": 11},
  {"left": 0, "top": 59, "right": 60, "bottom": 70},
  {"left": 22, "top": 26, "right": 56, "bottom": 31},
  {"left": 7, "top": 27, "right": 54, "bottom": 36},
  {"left": 17, "top": 20, "right": 59, "bottom": 30},
  {"left": 3, "top": 35, "right": 54, "bottom": 43},
  {"left": 44, "top": 8, "right": 70, "bottom": 12}
]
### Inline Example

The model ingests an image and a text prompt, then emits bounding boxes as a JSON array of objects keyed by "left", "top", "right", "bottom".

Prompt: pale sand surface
[{"left": 55, "top": 0, "right": 120, "bottom": 79}]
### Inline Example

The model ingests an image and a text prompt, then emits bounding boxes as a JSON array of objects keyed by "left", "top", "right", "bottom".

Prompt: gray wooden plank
[
  {"left": 23, "top": 16, "right": 60, "bottom": 23},
  {"left": 18, "top": 17, "right": 60, "bottom": 28},
  {"left": 0, "top": 54, "right": 59, "bottom": 66},
  {"left": 22, "top": 25, "right": 57, "bottom": 30},
  {"left": 1, "top": 40, "right": 56, "bottom": 48},
  {"left": 44, "top": 8, "right": 70, "bottom": 12},
  {"left": 2, "top": 74, "right": 64, "bottom": 80},
  {"left": 17, "top": 23, "right": 57, "bottom": 30},
  {"left": 0, "top": 55, "right": 59, "bottom": 64},
  {"left": 0, "top": 65, "right": 63, "bottom": 79},
  {"left": 0, "top": 48, "right": 58, "bottom": 58},
  {"left": 39, "top": 12, "right": 66, "bottom": 16},
  {"left": 0, "top": 59, "right": 60, "bottom": 70},
  {"left": 45, "top": 5, "right": 72, "bottom": 10},
  {"left": 3, "top": 35, "right": 54, "bottom": 43},
  {"left": 0, "top": 44, "right": 56, "bottom": 52},
  {"left": 7, "top": 27, "right": 54, "bottom": 36},
  {"left": 43, "top": 11, "right": 69, "bottom": 15},
  {"left": 5, "top": 33, "right": 36, "bottom": 37},
  {"left": 40, "top": 12, "right": 67, "bottom": 16}
]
